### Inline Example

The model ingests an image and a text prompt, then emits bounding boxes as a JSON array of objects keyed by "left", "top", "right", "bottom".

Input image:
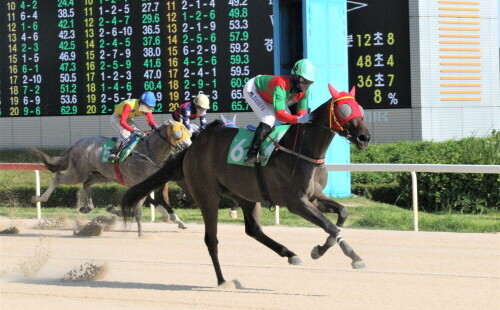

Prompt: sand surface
[{"left": 1, "top": 217, "right": 499, "bottom": 310}]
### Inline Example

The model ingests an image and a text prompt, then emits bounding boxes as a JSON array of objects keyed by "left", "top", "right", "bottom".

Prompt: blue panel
[
  {"left": 273, "top": 1, "right": 281, "bottom": 75},
  {"left": 304, "top": 0, "right": 351, "bottom": 197}
]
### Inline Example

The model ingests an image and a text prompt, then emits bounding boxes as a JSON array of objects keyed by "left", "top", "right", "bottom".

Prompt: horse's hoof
[
  {"left": 177, "top": 222, "right": 188, "bottom": 229},
  {"left": 218, "top": 279, "right": 243, "bottom": 289},
  {"left": 288, "top": 256, "right": 302, "bottom": 265},
  {"left": 352, "top": 260, "right": 367, "bottom": 270},
  {"left": 311, "top": 246, "right": 322, "bottom": 260},
  {"left": 79, "top": 207, "right": 92, "bottom": 214}
]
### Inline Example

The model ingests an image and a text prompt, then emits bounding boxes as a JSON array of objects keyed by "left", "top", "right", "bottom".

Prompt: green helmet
[{"left": 291, "top": 59, "right": 316, "bottom": 82}]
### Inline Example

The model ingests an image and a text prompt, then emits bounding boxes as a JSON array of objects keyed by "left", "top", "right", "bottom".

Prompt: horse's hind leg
[
  {"left": 135, "top": 197, "right": 146, "bottom": 236},
  {"left": 32, "top": 171, "right": 81, "bottom": 203},
  {"left": 159, "top": 184, "right": 187, "bottom": 229},
  {"left": 238, "top": 200, "right": 301, "bottom": 265},
  {"left": 193, "top": 193, "right": 226, "bottom": 285},
  {"left": 145, "top": 186, "right": 187, "bottom": 229}
]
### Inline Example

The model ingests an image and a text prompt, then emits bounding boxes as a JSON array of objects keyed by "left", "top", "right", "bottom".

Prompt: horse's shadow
[
  {"left": 8, "top": 278, "right": 325, "bottom": 296},
  {"left": 11, "top": 278, "right": 208, "bottom": 291}
]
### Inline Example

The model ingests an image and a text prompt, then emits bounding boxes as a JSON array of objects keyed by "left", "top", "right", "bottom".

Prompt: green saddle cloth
[
  {"left": 101, "top": 137, "right": 139, "bottom": 163},
  {"left": 227, "top": 125, "right": 290, "bottom": 166}
]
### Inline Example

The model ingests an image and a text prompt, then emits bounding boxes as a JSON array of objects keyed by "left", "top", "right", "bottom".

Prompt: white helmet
[{"left": 194, "top": 94, "right": 210, "bottom": 110}]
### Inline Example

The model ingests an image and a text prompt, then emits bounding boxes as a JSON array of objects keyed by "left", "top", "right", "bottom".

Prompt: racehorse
[
  {"left": 31, "top": 120, "right": 191, "bottom": 236},
  {"left": 121, "top": 84, "right": 371, "bottom": 285}
]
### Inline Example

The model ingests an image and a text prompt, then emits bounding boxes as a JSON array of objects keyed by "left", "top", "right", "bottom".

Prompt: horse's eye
[
  {"left": 338, "top": 104, "right": 353, "bottom": 119},
  {"left": 173, "top": 130, "right": 183, "bottom": 140}
]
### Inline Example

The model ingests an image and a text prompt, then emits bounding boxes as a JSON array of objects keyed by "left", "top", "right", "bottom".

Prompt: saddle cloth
[
  {"left": 227, "top": 125, "right": 290, "bottom": 166},
  {"left": 101, "top": 137, "right": 139, "bottom": 163}
]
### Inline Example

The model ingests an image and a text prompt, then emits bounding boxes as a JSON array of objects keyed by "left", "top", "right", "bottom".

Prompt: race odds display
[
  {"left": 0, "top": 0, "right": 273, "bottom": 117},
  {"left": 347, "top": 1, "right": 411, "bottom": 109}
]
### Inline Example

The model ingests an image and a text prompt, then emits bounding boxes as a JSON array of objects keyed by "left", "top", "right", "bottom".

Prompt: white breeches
[
  {"left": 243, "top": 77, "right": 276, "bottom": 127},
  {"left": 111, "top": 113, "right": 136, "bottom": 140}
]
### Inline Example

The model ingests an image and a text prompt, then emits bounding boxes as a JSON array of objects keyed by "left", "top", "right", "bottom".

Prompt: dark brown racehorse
[{"left": 121, "top": 84, "right": 371, "bottom": 286}]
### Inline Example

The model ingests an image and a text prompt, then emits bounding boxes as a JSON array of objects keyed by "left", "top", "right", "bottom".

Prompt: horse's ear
[
  {"left": 220, "top": 114, "right": 227, "bottom": 123},
  {"left": 328, "top": 83, "right": 340, "bottom": 98},
  {"left": 232, "top": 114, "right": 236, "bottom": 123},
  {"left": 350, "top": 86, "right": 356, "bottom": 97}
]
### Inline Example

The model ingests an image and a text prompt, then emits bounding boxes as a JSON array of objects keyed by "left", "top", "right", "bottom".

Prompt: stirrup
[
  {"left": 244, "top": 153, "right": 266, "bottom": 165},
  {"left": 108, "top": 153, "right": 119, "bottom": 161}
]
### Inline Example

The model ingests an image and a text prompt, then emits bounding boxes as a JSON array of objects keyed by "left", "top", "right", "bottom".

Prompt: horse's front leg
[
  {"left": 313, "top": 193, "right": 348, "bottom": 227},
  {"left": 79, "top": 180, "right": 95, "bottom": 214},
  {"left": 239, "top": 201, "right": 302, "bottom": 265},
  {"left": 288, "top": 196, "right": 366, "bottom": 269},
  {"left": 80, "top": 172, "right": 108, "bottom": 214}
]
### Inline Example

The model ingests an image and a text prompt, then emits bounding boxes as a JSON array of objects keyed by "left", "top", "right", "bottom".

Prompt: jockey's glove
[
  {"left": 151, "top": 125, "right": 159, "bottom": 130},
  {"left": 297, "top": 113, "right": 314, "bottom": 124},
  {"left": 132, "top": 129, "right": 145, "bottom": 138}
]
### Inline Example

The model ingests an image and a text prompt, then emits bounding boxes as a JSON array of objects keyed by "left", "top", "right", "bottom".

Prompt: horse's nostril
[{"left": 358, "top": 134, "right": 370, "bottom": 143}]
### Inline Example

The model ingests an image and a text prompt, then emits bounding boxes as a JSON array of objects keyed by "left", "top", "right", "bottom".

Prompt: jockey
[
  {"left": 172, "top": 93, "right": 211, "bottom": 134},
  {"left": 108, "top": 91, "right": 159, "bottom": 161},
  {"left": 242, "top": 58, "right": 316, "bottom": 164}
]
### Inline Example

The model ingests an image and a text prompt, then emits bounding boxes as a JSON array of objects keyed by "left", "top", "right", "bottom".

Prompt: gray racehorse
[{"left": 31, "top": 119, "right": 191, "bottom": 236}]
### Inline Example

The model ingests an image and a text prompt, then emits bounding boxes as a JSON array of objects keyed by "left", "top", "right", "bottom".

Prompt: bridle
[
  {"left": 133, "top": 122, "right": 190, "bottom": 167},
  {"left": 272, "top": 86, "right": 364, "bottom": 164}
]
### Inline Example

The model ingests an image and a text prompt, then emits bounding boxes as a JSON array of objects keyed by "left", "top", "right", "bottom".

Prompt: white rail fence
[
  {"left": 323, "top": 164, "right": 500, "bottom": 231},
  {"left": 2, "top": 163, "right": 499, "bottom": 232}
]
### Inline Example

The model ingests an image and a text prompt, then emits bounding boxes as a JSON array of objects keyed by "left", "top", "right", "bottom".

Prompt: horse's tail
[
  {"left": 121, "top": 148, "right": 187, "bottom": 222},
  {"left": 29, "top": 147, "right": 72, "bottom": 173}
]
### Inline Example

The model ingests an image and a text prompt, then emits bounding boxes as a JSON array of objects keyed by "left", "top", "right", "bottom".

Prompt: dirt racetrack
[{"left": 1, "top": 217, "right": 499, "bottom": 310}]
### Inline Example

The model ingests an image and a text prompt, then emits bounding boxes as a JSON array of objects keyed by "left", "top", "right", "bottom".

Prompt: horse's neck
[
  {"left": 137, "top": 131, "right": 172, "bottom": 164},
  {"left": 281, "top": 101, "right": 335, "bottom": 160},
  {"left": 281, "top": 124, "right": 334, "bottom": 160}
]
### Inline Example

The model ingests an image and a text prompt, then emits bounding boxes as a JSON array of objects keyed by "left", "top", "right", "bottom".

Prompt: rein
[
  {"left": 133, "top": 129, "right": 170, "bottom": 168},
  {"left": 269, "top": 135, "right": 325, "bottom": 164},
  {"left": 114, "top": 126, "right": 179, "bottom": 185}
]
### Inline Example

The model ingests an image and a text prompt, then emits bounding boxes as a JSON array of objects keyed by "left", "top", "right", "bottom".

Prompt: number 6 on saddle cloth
[{"left": 227, "top": 125, "right": 289, "bottom": 166}]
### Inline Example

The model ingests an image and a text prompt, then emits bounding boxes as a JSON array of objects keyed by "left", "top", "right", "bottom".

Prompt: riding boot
[
  {"left": 108, "top": 139, "right": 122, "bottom": 161},
  {"left": 244, "top": 122, "right": 272, "bottom": 165}
]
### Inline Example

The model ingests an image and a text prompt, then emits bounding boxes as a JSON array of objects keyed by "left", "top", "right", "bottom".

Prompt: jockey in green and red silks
[{"left": 242, "top": 58, "right": 316, "bottom": 165}]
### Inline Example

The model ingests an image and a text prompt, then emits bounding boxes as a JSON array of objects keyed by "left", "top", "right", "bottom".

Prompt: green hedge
[
  {"left": 351, "top": 131, "right": 499, "bottom": 213},
  {"left": 2, "top": 133, "right": 499, "bottom": 213},
  {"left": 0, "top": 182, "right": 236, "bottom": 209}
]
